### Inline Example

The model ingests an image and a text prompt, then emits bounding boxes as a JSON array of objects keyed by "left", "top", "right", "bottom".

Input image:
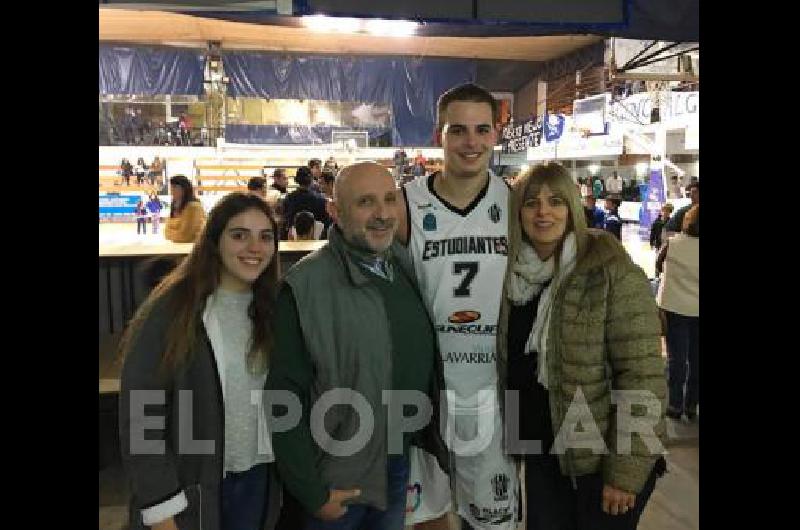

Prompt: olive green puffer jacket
[{"left": 497, "top": 229, "right": 667, "bottom": 495}]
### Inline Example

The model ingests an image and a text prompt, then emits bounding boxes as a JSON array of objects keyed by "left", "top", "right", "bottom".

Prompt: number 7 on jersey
[{"left": 453, "top": 262, "right": 479, "bottom": 297}]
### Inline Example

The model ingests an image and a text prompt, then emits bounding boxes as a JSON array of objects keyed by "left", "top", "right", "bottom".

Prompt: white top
[
  {"left": 403, "top": 173, "right": 509, "bottom": 408},
  {"left": 657, "top": 233, "right": 699, "bottom": 316},
  {"left": 215, "top": 289, "right": 272, "bottom": 473},
  {"left": 606, "top": 176, "right": 623, "bottom": 194}
]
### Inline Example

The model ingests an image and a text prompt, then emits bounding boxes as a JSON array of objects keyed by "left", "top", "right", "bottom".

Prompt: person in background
[
  {"left": 165, "top": 175, "right": 206, "bottom": 243},
  {"left": 606, "top": 170, "right": 623, "bottom": 196},
  {"left": 592, "top": 175, "right": 604, "bottom": 199},
  {"left": 412, "top": 151, "right": 427, "bottom": 179},
  {"left": 323, "top": 156, "right": 338, "bottom": 174},
  {"left": 178, "top": 112, "right": 192, "bottom": 145},
  {"left": 649, "top": 203, "right": 674, "bottom": 250},
  {"left": 149, "top": 156, "right": 163, "bottom": 187},
  {"left": 270, "top": 168, "right": 288, "bottom": 195},
  {"left": 146, "top": 192, "right": 163, "bottom": 235},
  {"left": 308, "top": 159, "right": 323, "bottom": 193},
  {"left": 318, "top": 169, "right": 336, "bottom": 199},
  {"left": 579, "top": 178, "right": 591, "bottom": 199},
  {"left": 281, "top": 167, "right": 329, "bottom": 240},
  {"left": 119, "top": 193, "right": 282, "bottom": 530},
  {"left": 248, "top": 177, "right": 268, "bottom": 200},
  {"left": 392, "top": 149, "right": 408, "bottom": 182},
  {"left": 498, "top": 162, "right": 666, "bottom": 530},
  {"left": 667, "top": 176, "right": 682, "bottom": 199},
  {"left": 289, "top": 210, "right": 322, "bottom": 241},
  {"left": 603, "top": 195, "right": 623, "bottom": 241},
  {"left": 121, "top": 158, "right": 133, "bottom": 186},
  {"left": 135, "top": 158, "right": 148, "bottom": 186},
  {"left": 583, "top": 194, "right": 605, "bottom": 229},
  {"left": 135, "top": 199, "right": 148, "bottom": 235},
  {"left": 656, "top": 204, "right": 700, "bottom": 422},
  {"left": 664, "top": 181, "right": 699, "bottom": 236}
]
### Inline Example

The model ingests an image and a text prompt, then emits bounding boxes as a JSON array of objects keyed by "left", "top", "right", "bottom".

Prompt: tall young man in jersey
[{"left": 397, "top": 84, "right": 518, "bottom": 530}]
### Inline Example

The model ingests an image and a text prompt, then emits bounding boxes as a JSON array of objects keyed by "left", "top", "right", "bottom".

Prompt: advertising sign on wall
[{"left": 99, "top": 194, "right": 141, "bottom": 218}]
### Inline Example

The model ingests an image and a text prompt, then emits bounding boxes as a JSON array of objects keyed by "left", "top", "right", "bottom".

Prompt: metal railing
[{"left": 100, "top": 125, "right": 224, "bottom": 147}]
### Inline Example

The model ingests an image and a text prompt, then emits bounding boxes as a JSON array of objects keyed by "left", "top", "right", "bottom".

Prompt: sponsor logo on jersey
[
  {"left": 417, "top": 203, "right": 433, "bottom": 209},
  {"left": 405, "top": 482, "right": 422, "bottom": 513},
  {"left": 436, "top": 323, "right": 497, "bottom": 335},
  {"left": 468, "top": 503, "right": 514, "bottom": 525},
  {"left": 442, "top": 351, "right": 496, "bottom": 364},
  {"left": 423, "top": 212, "right": 437, "bottom": 231},
  {"left": 488, "top": 203, "right": 502, "bottom": 223},
  {"left": 422, "top": 236, "right": 508, "bottom": 261},
  {"left": 492, "top": 473, "right": 510, "bottom": 501},
  {"left": 448, "top": 310, "right": 481, "bottom": 323}
]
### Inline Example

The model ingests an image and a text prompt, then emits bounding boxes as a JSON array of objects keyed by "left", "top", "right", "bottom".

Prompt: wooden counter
[
  {"left": 99, "top": 239, "right": 325, "bottom": 258},
  {"left": 100, "top": 239, "right": 326, "bottom": 395}
]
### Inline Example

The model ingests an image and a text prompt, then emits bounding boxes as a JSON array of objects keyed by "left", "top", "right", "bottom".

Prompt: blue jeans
[
  {"left": 664, "top": 311, "right": 699, "bottom": 413},
  {"left": 221, "top": 463, "right": 269, "bottom": 530},
  {"left": 304, "top": 456, "right": 409, "bottom": 530}
]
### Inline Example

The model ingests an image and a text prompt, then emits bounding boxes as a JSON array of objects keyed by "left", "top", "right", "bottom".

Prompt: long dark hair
[
  {"left": 169, "top": 174, "right": 197, "bottom": 217},
  {"left": 119, "top": 193, "right": 280, "bottom": 375}
]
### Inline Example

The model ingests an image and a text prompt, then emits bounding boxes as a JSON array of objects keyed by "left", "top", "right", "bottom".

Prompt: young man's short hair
[
  {"left": 321, "top": 169, "right": 336, "bottom": 185},
  {"left": 247, "top": 177, "right": 266, "bottom": 191},
  {"left": 295, "top": 166, "right": 313, "bottom": 187},
  {"left": 308, "top": 159, "right": 322, "bottom": 170},
  {"left": 436, "top": 83, "right": 499, "bottom": 132},
  {"left": 294, "top": 210, "right": 315, "bottom": 238}
]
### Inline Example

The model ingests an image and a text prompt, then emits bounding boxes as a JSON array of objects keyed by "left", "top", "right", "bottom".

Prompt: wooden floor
[{"left": 100, "top": 419, "right": 697, "bottom": 530}]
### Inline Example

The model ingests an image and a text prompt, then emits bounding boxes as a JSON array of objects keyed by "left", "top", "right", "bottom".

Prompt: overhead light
[
  {"left": 364, "top": 19, "right": 418, "bottom": 37},
  {"left": 302, "top": 15, "right": 361, "bottom": 34},
  {"left": 302, "top": 15, "right": 418, "bottom": 36}
]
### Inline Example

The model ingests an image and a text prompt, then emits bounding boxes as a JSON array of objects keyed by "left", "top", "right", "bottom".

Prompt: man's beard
[{"left": 340, "top": 218, "right": 395, "bottom": 255}]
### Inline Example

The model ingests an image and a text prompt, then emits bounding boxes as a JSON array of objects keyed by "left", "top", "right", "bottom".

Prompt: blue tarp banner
[
  {"left": 223, "top": 53, "right": 476, "bottom": 146},
  {"left": 99, "top": 45, "right": 206, "bottom": 96}
]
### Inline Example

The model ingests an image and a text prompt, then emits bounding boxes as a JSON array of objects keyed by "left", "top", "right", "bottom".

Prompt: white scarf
[{"left": 506, "top": 232, "right": 577, "bottom": 389}]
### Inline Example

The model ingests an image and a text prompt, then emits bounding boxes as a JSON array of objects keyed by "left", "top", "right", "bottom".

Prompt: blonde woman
[{"left": 498, "top": 162, "right": 667, "bottom": 529}]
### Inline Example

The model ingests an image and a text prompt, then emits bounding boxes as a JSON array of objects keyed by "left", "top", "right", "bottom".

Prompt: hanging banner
[
  {"left": 608, "top": 91, "right": 699, "bottom": 129},
  {"left": 543, "top": 113, "right": 566, "bottom": 142},
  {"left": 639, "top": 169, "right": 666, "bottom": 229},
  {"left": 501, "top": 117, "right": 542, "bottom": 153}
]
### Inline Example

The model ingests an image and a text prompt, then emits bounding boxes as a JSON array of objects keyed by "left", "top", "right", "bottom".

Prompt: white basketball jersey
[{"left": 403, "top": 173, "right": 509, "bottom": 406}]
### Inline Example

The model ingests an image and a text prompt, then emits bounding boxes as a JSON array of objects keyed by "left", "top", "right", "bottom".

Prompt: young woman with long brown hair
[{"left": 119, "top": 193, "right": 281, "bottom": 530}]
